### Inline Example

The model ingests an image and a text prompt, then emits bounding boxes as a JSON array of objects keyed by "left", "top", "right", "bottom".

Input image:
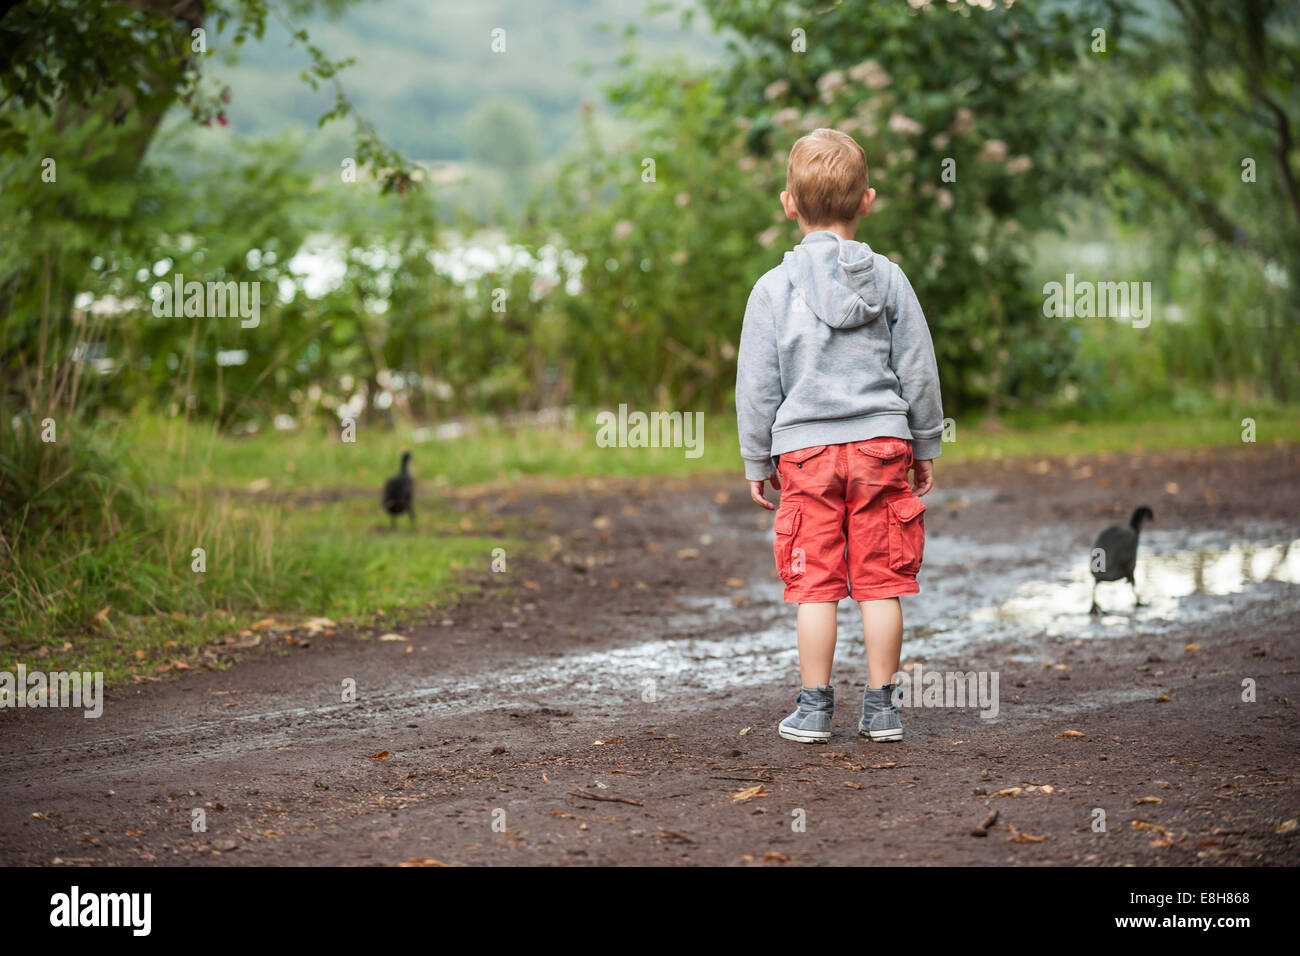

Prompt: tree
[{"left": 463, "top": 99, "right": 543, "bottom": 174}]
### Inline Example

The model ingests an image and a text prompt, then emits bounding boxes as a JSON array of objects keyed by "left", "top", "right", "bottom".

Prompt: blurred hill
[{"left": 207, "top": 0, "right": 719, "bottom": 162}]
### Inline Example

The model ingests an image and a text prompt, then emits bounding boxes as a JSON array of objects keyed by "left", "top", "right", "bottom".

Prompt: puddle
[
  {"left": 442, "top": 527, "right": 1300, "bottom": 712},
  {"left": 480, "top": 524, "right": 1300, "bottom": 711},
  {"left": 12, "top": 516, "right": 1298, "bottom": 767},
  {"left": 965, "top": 534, "right": 1300, "bottom": 640}
]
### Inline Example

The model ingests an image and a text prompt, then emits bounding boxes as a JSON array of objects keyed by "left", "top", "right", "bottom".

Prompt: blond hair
[{"left": 785, "top": 128, "right": 869, "bottom": 225}]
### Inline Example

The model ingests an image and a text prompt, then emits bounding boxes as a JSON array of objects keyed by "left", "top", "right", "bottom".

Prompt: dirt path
[{"left": 2, "top": 444, "right": 1298, "bottom": 866}]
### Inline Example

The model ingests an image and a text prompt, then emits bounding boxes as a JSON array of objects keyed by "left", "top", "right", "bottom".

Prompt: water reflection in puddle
[
  {"left": 525, "top": 527, "right": 1298, "bottom": 702},
  {"left": 966, "top": 536, "right": 1299, "bottom": 639},
  {"left": 474, "top": 529, "right": 1300, "bottom": 711}
]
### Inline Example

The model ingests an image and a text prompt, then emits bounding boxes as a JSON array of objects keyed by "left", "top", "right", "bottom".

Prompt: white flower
[
  {"left": 951, "top": 107, "right": 975, "bottom": 135},
  {"left": 612, "top": 220, "right": 634, "bottom": 241},
  {"left": 758, "top": 226, "right": 781, "bottom": 248},
  {"left": 937, "top": 188, "right": 954, "bottom": 210}
]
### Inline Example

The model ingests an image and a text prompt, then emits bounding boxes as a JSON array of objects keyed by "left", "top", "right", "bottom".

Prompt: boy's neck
[{"left": 801, "top": 221, "right": 858, "bottom": 241}]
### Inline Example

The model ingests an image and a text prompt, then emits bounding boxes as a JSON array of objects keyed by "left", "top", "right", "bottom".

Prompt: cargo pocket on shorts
[
  {"left": 886, "top": 494, "right": 926, "bottom": 573},
  {"left": 780, "top": 445, "right": 828, "bottom": 475},
  {"left": 857, "top": 437, "right": 912, "bottom": 464},
  {"left": 773, "top": 505, "right": 803, "bottom": 584}
]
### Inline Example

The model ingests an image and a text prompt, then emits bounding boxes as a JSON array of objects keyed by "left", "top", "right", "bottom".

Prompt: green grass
[
  {"left": 5, "top": 401, "right": 1297, "bottom": 688},
  {"left": 121, "top": 401, "right": 1300, "bottom": 492},
  {"left": 942, "top": 404, "right": 1300, "bottom": 462}
]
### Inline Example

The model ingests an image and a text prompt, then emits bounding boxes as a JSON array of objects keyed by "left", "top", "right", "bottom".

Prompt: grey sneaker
[
  {"left": 859, "top": 684, "right": 903, "bottom": 741},
  {"left": 778, "top": 685, "right": 834, "bottom": 743}
]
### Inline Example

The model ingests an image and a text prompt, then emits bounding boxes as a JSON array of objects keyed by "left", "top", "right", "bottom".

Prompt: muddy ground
[{"left": 2, "top": 443, "right": 1298, "bottom": 866}]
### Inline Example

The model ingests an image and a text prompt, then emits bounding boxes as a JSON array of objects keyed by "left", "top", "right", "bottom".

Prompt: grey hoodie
[{"left": 735, "top": 230, "right": 944, "bottom": 481}]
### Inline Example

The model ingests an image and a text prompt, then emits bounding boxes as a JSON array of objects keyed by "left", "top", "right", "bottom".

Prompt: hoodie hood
[{"left": 781, "top": 231, "right": 884, "bottom": 329}]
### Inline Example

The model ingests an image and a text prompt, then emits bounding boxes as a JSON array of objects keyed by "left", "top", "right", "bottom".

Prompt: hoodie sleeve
[
  {"left": 735, "top": 284, "right": 784, "bottom": 480},
  {"left": 886, "top": 266, "right": 945, "bottom": 460}
]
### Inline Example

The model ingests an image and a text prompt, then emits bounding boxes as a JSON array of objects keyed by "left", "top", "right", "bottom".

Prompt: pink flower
[
  {"left": 764, "top": 80, "right": 790, "bottom": 101},
  {"left": 1004, "top": 155, "right": 1033, "bottom": 175},
  {"left": 888, "top": 113, "right": 924, "bottom": 137},
  {"left": 816, "top": 70, "right": 847, "bottom": 103},
  {"left": 849, "top": 60, "right": 892, "bottom": 90},
  {"left": 977, "top": 139, "right": 1008, "bottom": 163},
  {"left": 950, "top": 108, "right": 975, "bottom": 136}
]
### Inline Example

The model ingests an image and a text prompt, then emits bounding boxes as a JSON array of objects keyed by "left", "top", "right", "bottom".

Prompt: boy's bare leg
[
  {"left": 859, "top": 598, "right": 903, "bottom": 687},
  {"left": 796, "top": 602, "right": 838, "bottom": 686}
]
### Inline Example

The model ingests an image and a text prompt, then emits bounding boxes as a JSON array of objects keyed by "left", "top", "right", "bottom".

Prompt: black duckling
[
  {"left": 1089, "top": 505, "right": 1153, "bottom": 614},
  {"left": 382, "top": 451, "right": 414, "bottom": 528}
]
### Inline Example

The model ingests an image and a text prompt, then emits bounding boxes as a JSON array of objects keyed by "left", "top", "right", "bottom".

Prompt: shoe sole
[
  {"left": 778, "top": 723, "right": 831, "bottom": 743},
  {"left": 858, "top": 727, "right": 903, "bottom": 741}
]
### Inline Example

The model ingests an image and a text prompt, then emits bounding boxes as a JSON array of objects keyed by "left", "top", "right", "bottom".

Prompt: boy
[{"left": 735, "top": 128, "right": 943, "bottom": 744}]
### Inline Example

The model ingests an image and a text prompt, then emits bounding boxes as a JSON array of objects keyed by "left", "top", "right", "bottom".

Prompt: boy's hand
[
  {"left": 911, "top": 459, "right": 934, "bottom": 497},
  {"left": 749, "top": 473, "right": 781, "bottom": 510}
]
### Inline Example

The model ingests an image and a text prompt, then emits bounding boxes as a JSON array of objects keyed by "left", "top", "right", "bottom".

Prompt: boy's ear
[
  {"left": 860, "top": 187, "right": 876, "bottom": 219},
  {"left": 780, "top": 189, "right": 800, "bottom": 221}
]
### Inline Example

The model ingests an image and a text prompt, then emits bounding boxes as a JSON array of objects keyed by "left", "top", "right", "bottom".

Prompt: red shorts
[{"left": 771, "top": 437, "right": 926, "bottom": 603}]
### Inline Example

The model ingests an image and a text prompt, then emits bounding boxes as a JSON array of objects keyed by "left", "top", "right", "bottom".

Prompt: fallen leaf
[
  {"left": 1184, "top": 643, "right": 1204, "bottom": 653},
  {"left": 593, "top": 737, "right": 623, "bottom": 746},
  {"left": 367, "top": 751, "right": 391, "bottom": 760},
  {"left": 1132, "top": 820, "right": 1168, "bottom": 835},
  {"left": 1057, "top": 730, "right": 1085, "bottom": 738},
  {"left": 992, "top": 787, "right": 1022, "bottom": 798},
  {"left": 761, "top": 852, "right": 790, "bottom": 863},
  {"left": 732, "top": 785, "right": 769, "bottom": 802},
  {"left": 398, "top": 858, "right": 448, "bottom": 867},
  {"left": 1009, "top": 832, "right": 1046, "bottom": 843},
  {"left": 1277, "top": 819, "right": 1298, "bottom": 835},
  {"left": 1136, "top": 796, "right": 1163, "bottom": 805},
  {"left": 1157, "top": 694, "right": 1171, "bottom": 702},
  {"left": 378, "top": 633, "right": 408, "bottom": 642}
]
